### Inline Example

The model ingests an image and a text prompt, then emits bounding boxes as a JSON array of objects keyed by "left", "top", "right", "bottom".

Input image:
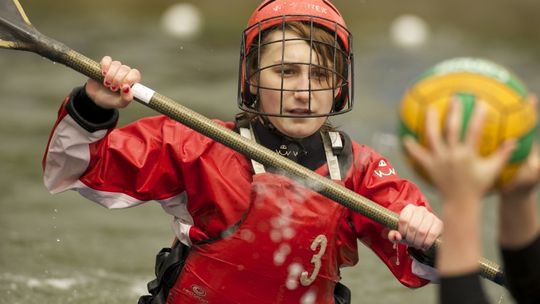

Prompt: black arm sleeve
[
  {"left": 439, "top": 272, "right": 490, "bottom": 304},
  {"left": 65, "top": 86, "right": 119, "bottom": 132},
  {"left": 501, "top": 233, "right": 540, "bottom": 304}
]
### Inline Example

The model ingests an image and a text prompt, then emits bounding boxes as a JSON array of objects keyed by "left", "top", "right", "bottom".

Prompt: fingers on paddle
[
  {"left": 120, "top": 68, "right": 141, "bottom": 102},
  {"left": 398, "top": 205, "right": 441, "bottom": 250},
  {"left": 405, "top": 206, "right": 428, "bottom": 249},
  {"left": 100, "top": 56, "right": 141, "bottom": 104},
  {"left": 387, "top": 230, "right": 402, "bottom": 243},
  {"left": 422, "top": 215, "right": 442, "bottom": 251},
  {"left": 100, "top": 56, "right": 112, "bottom": 78},
  {"left": 397, "top": 204, "right": 414, "bottom": 242}
]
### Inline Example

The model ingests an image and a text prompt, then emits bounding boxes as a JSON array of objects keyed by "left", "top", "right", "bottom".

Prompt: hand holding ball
[{"left": 399, "top": 58, "right": 537, "bottom": 188}]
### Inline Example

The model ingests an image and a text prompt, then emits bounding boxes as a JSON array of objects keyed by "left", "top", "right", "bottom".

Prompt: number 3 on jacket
[{"left": 301, "top": 234, "right": 328, "bottom": 286}]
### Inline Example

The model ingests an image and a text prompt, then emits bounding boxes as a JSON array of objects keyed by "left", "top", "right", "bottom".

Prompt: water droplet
[
  {"left": 282, "top": 227, "right": 295, "bottom": 240},
  {"left": 393, "top": 243, "right": 400, "bottom": 265},
  {"left": 300, "top": 289, "right": 317, "bottom": 304},
  {"left": 285, "top": 263, "right": 303, "bottom": 290},
  {"left": 273, "top": 243, "right": 291, "bottom": 266},
  {"left": 286, "top": 277, "right": 298, "bottom": 290},
  {"left": 270, "top": 229, "right": 281, "bottom": 242},
  {"left": 240, "top": 229, "right": 255, "bottom": 243},
  {"left": 288, "top": 263, "right": 302, "bottom": 276}
]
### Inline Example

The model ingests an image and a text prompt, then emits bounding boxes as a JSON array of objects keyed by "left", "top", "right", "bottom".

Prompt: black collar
[{"left": 251, "top": 119, "right": 327, "bottom": 171}]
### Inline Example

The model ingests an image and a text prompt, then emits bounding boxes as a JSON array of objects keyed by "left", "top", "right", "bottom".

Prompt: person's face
[{"left": 251, "top": 30, "right": 336, "bottom": 138}]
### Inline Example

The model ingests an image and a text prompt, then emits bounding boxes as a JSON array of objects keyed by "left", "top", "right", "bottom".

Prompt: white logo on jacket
[{"left": 374, "top": 160, "right": 396, "bottom": 177}]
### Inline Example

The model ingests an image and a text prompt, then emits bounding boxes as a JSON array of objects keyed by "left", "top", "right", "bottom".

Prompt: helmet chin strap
[{"left": 257, "top": 115, "right": 276, "bottom": 131}]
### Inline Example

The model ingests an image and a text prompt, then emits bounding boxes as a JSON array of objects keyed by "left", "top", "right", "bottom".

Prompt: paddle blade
[{"left": 0, "top": 0, "right": 36, "bottom": 50}]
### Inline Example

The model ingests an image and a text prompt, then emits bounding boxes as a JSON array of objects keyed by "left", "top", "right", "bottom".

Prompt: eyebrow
[{"left": 270, "top": 61, "right": 312, "bottom": 66}]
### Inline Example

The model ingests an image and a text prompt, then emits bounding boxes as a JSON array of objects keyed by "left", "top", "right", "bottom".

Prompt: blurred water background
[{"left": 1, "top": 0, "right": 539, "bottom": 303}]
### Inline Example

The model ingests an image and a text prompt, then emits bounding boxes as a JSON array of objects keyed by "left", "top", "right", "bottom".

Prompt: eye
[
  {"left": 311, "top": 67, "right": 331, "bottom": 80},
  {"left": 274, "top": 64, "right": 296, "bottom": 77},
  {"left": 282, "top": 67, "right": 295, "bottom": 75}
]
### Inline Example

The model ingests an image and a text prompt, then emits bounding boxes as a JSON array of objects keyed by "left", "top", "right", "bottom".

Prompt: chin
[
  {"left": 278, "top": 124, "right": 320, "bottom": 139},
  {"left": 268, "top": 116, "right": 325, "bottom": 139}
]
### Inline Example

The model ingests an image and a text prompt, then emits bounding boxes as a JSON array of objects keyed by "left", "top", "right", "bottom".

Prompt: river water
[{"left": 1, "top": 1, "right": 539, "bottom": 303}]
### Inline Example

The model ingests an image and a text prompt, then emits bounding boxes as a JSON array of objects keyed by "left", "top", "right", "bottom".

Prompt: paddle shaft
[
  {"left": 33, "top": 36, "right": 400, "bottom": 226},
  {"left": 22, "top": 28, "right": 506, "bottom": 286}
]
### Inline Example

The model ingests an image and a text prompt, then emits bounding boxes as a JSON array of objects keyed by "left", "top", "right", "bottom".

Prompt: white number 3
[{"left": 300, "top": 234, "right": 328, "bottom": 286}]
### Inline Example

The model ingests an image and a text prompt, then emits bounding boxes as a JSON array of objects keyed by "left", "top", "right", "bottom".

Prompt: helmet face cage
[{"left": 237, "top": 15, "right": 354, "bottom": 118}]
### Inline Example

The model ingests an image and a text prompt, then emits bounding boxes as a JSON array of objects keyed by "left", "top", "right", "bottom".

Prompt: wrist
[
  {"left": 66, "top": 86, "right": 119, "bottom": 132},
  {"left": 441, "top": 194, "right": 483, "bottom": 211},
  {"left": 438, "top": 207, "right": 482, "bottom": 275}
]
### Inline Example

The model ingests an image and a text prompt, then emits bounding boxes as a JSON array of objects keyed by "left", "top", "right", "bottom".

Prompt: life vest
[{"left": 166, "top": 127, "right": 349, "bottom": 304}]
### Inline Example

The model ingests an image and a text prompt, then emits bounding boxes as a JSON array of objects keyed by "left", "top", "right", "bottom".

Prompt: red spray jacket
[{"left": 43, "top": 95, "right": 436, "bottom": 303}]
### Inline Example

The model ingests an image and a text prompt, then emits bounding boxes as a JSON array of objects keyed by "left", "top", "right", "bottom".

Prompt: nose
[{"left": 293, "top": 72, "right": 311, "bottom": 103}]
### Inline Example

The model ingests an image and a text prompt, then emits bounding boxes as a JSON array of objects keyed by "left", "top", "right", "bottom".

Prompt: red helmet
[{"left": 237, "top": 0, "right": 354, "bottom": 117}]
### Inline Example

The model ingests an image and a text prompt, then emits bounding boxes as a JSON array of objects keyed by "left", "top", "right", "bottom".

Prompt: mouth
[{"left": 287, "top": 108, "right": 314, "bottom": 116}]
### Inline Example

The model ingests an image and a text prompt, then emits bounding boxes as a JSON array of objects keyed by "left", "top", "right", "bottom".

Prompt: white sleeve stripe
[
  {"left": 73, "top": 180, "right": 146, "bottom": 209},
  {"left": 73, "top": 182, "right": 193, "bottom": 215},
  {"left": 412, "top": 258, "right": 439, "bottom": 283},
  {"left": 76, "top": 185, "right": 195, "bottom": 245},
  {"left": 161, "top": 192, "right": 194, "bottom": 246},
  {"left": 158, "top": 192, "right": 192, "bottom": 220},
  {"left": 44, "top": 115, "right": 107, "bottom": 194},
  {"left": 172, "top": 219, "right": 193, "bottom": 247}
]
